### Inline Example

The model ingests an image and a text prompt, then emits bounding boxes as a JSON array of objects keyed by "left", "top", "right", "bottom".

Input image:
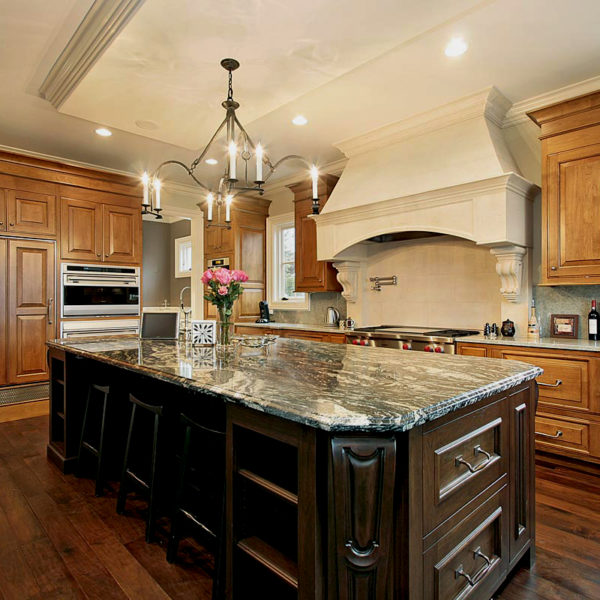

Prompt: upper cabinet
[
  {"left": 529, "top": 92, "right": 600, "bottom": 285},
  {"left": 0, "top": 176, "right": 57, "bottom": 238},
  {"left": 60, "top": 187, "right": 142, "bottom": 264},
  {"left": 288, "top": 175, "right": 342, "bottom": 293}
]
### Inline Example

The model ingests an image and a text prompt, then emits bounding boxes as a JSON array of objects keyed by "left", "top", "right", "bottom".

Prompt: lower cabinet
[
  {"left": 234, "top": 325, "right": 346, "bottom": 344},
  {"left": 0, "top": 238, "right": 56, "bottom": 385},
  {"left": 457, "top": 342, "right": 600, "bottom": 464}
]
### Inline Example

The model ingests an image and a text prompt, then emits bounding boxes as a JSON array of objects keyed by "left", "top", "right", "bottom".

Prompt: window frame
[
  {"left": 174, "top": 235, "right": 193, "bottom": 278},
  {"left": 267, "top": 213, "right": 310, "bottom": 311}
]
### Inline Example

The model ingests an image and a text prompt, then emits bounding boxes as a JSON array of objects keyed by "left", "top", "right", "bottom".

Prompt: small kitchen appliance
[
  {"left": 256, "top": 301, "right": 270, "bottom": 323},
  {"left": 325, "top": 306, "right": 340, "bottom": 327}
]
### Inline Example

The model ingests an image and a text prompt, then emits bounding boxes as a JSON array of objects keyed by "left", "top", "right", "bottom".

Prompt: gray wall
[{"left": 142, "top": 219, "right": 191, "bottom": 307}]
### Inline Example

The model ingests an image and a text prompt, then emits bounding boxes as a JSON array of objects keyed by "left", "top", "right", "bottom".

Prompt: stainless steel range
[{"left": 345, "top": 325, "right": 479, "bottom": 354}]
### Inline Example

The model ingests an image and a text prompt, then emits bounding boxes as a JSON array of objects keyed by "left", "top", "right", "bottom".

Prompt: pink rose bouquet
[{"left": 202, "top": 267, "right": 248, "bottom": 344}]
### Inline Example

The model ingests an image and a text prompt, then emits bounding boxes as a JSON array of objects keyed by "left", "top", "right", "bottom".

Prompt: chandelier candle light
[{"left": 140, "top": 58, "right": 322, "bottom": 225}]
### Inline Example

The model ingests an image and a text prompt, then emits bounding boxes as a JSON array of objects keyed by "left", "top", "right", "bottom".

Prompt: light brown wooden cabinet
[
  {"left": 288, "top": 175, "right": 342, "bottom": 293},
  {"left": 529, "top": 91, "right": 600, "bottom": 284},
  {"left": 202, "top": 197, "right": 270, "bottom": 323},
  {"left": 235, "top": 325, "right": 346, "bottom": 344},
  {"left": 61, "top": 188, "right": 141, "bottom": 264},
  {"left": 0, "top": 238, "right": 56, "bottom": 385},
  {"left": 457, "top": 341, "right": 600, "bottom": 464}
]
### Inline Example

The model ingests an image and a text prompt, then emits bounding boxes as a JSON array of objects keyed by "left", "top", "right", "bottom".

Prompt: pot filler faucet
[{"left": 179, "top": 286, "right": 192, "bottom": 337}]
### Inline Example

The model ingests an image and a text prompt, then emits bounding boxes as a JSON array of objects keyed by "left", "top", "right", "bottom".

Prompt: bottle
[
  {"left": 589, "top": 300, "right": 599, "bottom": 341},
  {"left": 527, "top": 300, "right": 540, "bottom": 339}
]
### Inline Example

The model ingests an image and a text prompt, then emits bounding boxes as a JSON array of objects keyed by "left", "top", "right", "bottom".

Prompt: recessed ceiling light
[
  {"left": 95, "top": 127, "right": 112, "bottom": 137},
  {"left": 205, "top": 158, "right": 218, "bottom": 165},
  {"left": 292, "top": 115, "right": 308, "bottom": 126},
  {"left": 444, "top": 37, "right": 468, "bottom": 57}
]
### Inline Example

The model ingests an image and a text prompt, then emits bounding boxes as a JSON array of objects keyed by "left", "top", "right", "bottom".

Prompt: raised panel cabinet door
[
  {"left": 6, "top": 189, "right": 57, "bottom": 236},
  {"left": 102, "top": 204, "right": 141, "bottom": 264},
  {"left": 0, "top": 240, "right": 6, "bottom": 385},
  {"left": 61, "top": 196, "right": 102, "bottom": 260},
  {"left": 295, "top": 199, "right": 326, "bottom": 291},
  {"left": 239, "top": 225, "right": 265, "bottom": 285},
  {"left": 547, "top": 144, "right": 600, "bottom": 280},
  {"left": 0, "top": 189, "right": 6, "bottom": 231},
  {"left": 7, "top": 239, "right": 56, "bottom": 384}
]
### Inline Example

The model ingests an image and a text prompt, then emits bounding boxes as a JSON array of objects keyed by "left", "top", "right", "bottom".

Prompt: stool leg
[
  {"left": 94, "top": 390, "right": 110, "bottom": 497},
  {"left": 167, "top": 424, "right": 192, "bottom": 562},
  {"left": 145, "top": 412, "right": 161, "bottom": 543},
  {"left": 116, "top": 403, "right": 136, "bottom": 515},
  {"left": 76, "top": 386, "right": 93, "bottom": 477}
]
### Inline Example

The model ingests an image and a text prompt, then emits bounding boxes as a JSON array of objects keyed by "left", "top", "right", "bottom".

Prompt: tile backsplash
[
  {"left": 271, "top": 292, "right": 347, "bottom": 326},
  {"left": 533, "top": 285, "right": 600, "bottom": 338}
]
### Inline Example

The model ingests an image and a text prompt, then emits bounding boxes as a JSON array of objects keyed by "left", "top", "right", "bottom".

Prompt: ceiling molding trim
[
  {"left": 333, "top": 86, "right": 511, "bottom": 158},
  {"left": 39, "top": 0, "right": 146, "bottom": 109},
  {"left": 503, "top": 74, "right": 600, "bottom": 128}
]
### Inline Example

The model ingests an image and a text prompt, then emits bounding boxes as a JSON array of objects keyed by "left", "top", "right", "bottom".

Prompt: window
[
  {"left": 175, "top": 236, "right": 192, "bottom": 278},
  {"left": 267, "top": 213, "right": 309, "bottom": 310}
]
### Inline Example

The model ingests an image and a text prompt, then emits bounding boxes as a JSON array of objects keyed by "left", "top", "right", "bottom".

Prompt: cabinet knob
[
  {"left": 9, "top": 222, "right": 14, "bottom": 227},
  {"left": 96, "top": 252, "right": 101, "bottom": 257},
  {"left": 550, "top": 266, "right": 557, "bottom": 271},
  {"left": 0, "top": 221, "right": 3, "bottom": 226},
  {"left": 105, "top": 253, "right": 109, "bottom": 257}
]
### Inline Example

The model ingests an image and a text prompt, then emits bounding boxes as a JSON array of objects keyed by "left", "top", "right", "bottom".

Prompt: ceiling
[{"left": 1, "top": 0, "right": 600, "bottom": 186}]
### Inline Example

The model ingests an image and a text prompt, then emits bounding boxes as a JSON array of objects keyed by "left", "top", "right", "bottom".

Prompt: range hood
[{"left": 313, "top": 87, "right": 538, "bottom": 313}]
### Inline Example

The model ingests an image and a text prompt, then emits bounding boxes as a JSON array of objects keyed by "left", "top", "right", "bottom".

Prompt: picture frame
[{"left": 550, "top": 314, "right": 579, "bottom": 339}]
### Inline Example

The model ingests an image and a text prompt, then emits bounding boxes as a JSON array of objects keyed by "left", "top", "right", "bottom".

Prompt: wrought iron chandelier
[{"left": 141, "top": 58, "right": 321, "bottom": 226}]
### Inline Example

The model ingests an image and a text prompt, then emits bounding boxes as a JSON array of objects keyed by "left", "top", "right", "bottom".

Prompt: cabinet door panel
[
  {"left": 7, "top": 240, "right": 55, "bottom": 384},
  {"left": 61, "top": 197, "right": 102, "bottom": 260},
  {"left": 0, "top": 240, "right": 5, "bottom": 385},
  {"left": 239, "top": 225, "right": 265, "bottom": 286},
  {"left": 7, "top": 189, "right": 56, "bottom": 236},
  {"left": 0, "top": 189, "right": 6, "bottom": 231},
  {"left": 103, "top": 204, "right": 141, "bottom": 264},
  {"left": 547, "top": 144, "right": 600, "bottom": 279}
]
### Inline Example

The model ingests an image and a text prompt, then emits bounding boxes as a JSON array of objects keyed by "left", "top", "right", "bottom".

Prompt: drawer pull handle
[
  {"left": 538, "top": 379, "right": 562, "bottom": 388},
  {"left": 455, "top": 445, "right": 493, "bottom": 473},
  {"left": 455, "top": 547, "right": 493, "bottom": 586},
  {"left": 535, "top": 429, "right": 563, "bottom": 439}
]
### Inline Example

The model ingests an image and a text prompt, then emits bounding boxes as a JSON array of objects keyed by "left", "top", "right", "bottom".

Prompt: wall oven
[
  {"left": 60, "top": 319, "right": 140, "bottom": 338},
  {"left": 61, "top": 263, "right": 140, "bottom": 317}
]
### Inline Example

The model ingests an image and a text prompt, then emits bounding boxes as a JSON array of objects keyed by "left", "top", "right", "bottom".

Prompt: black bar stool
[
  {"left": 116, "top": 393, "right": 165, "bottom": 543},
  {"left": 166, "top": 413, "right": 226, "bottom": 600},
  {"left": 76, "top": 383, "right": 111, "bottom": 497}
]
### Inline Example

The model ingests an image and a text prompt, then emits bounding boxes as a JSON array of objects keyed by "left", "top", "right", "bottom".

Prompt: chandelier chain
[{"left": 227, "top": 69, "right": 234, "bottom": 101}]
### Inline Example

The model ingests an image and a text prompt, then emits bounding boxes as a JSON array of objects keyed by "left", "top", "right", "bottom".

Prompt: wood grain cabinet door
[
  {"left": 6, "top": 189, "right": 57, "bottom": 236},
  {"left": 0, "top": 240, "right": 6, "bottom": 385},
  {"left": 102, "top": 204, "right": 141, "bottom": 264},
  {"left": 546, "top": 144, "right": 600, "bottom": 280},
  {"left": 0, "top": 189, "right": 6, "bottom": 231},
  {"left": 7, "top": 239, "right": 55, "bottom": 384},
  {"left": 61, "top": 196, "right": 102, "bottom": 260}
]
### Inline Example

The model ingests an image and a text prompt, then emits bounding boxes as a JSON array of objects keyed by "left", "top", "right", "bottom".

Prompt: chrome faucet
[{"left": 179, "top": 286, "right": 192, "bottom": 338}]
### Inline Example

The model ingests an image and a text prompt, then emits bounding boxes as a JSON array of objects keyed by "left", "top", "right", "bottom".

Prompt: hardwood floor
[{"left": 0, "top": 416, "right": 599, "bottom": 599}]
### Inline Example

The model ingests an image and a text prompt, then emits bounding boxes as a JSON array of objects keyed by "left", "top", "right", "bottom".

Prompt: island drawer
[
  {"left": 422, "top": 486, "right": 508, "bottom": 600},
  {"left": 534, "top": 413, "right": 595, "bottom": 458},
  {"left": 422, "top": 399, "right": 509, "bottom": 534}
]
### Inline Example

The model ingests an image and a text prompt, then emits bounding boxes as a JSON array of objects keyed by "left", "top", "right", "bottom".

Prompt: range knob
[
  {"left": 434, "top": 346, "right": 444, "bottom": 353},
  {"left": 402, "top": 343, "right": 411, "bottom": 350},
  {"left": 424, "top": 345, "right": 433, "bottom": 352},
  {"left": 360, "top": 339, "right": 368, "bottom": 346},
  {"left": 352, "top": 339, "right": 359, "bottom": 345}
]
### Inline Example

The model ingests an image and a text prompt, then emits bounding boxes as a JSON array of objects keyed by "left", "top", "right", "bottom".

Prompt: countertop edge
[
  {"left": 456, "top": 335, "right": 600, "bottom": 353},
  {"left": 234, "top": 322, "right": 347, "bottom": 334}
]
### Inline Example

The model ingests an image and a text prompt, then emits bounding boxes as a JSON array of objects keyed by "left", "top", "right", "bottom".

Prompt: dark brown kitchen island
[{"left": 46, "top": 336, "right": 541, "bottom": 599}]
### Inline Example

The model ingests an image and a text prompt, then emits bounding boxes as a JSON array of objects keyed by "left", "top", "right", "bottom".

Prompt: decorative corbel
[
  {"left": 333, "top": 261, "right": 361, "bottom": 303},
  {"left": 490, "top": 246, "right": 527, "bottom": 302}
]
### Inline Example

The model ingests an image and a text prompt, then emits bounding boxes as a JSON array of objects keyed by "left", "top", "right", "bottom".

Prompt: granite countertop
[
  {"left": 456, "top": 334, "right": 600, "bottom": 353},
  {"left": 235, "top": 321, "right": 347, "bottom": 334},
  {"left": 47, "top": 337, "right": 541, "bottom": 433}
]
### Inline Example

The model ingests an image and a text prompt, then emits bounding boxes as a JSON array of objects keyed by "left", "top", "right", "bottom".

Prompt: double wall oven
[{"left": 60, "top": 263, "right": 141, "bottom": 337}]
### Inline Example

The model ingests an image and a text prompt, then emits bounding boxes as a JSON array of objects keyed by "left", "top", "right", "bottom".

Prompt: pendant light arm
[
  {"left": 151, "top": 160, "right": 211, "bottom": 192},
  {"left": 189, "top": 116, "right": 229, "bottom": 174},
  {"left": 263, "top": 154, "right": 312, "bottom": 182}
]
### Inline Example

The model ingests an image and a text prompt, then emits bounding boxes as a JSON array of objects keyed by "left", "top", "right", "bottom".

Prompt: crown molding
[
  {"left": 503, "top": 74, "right": 600, "bottom": 128},
  {"left": 39, "top": 0, "right": 145, "bottom": 109},
  {"left": 333, "top": 86, "right": 511, "bottom": 158}
]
